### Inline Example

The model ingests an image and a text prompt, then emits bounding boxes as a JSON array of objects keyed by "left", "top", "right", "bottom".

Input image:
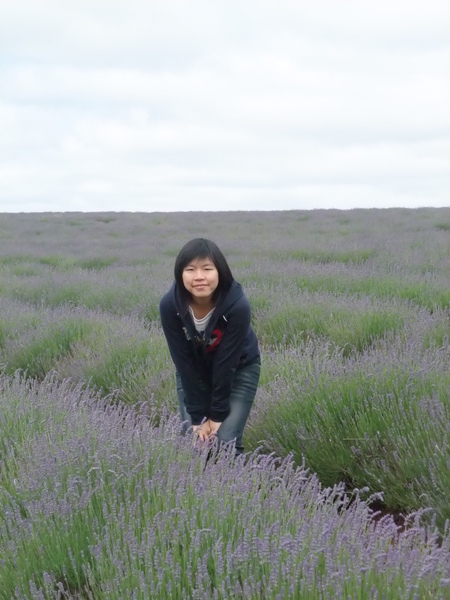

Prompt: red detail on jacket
[{"left": 206, "top": 328, "right": 223, "bottom": 352}]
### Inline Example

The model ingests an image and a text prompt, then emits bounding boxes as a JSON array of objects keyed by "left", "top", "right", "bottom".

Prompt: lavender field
[{"left": 0, "top": 209, "right": 449, "bottom": 599}]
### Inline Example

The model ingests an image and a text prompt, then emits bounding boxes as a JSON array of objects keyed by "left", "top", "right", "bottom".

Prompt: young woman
[{"left": 159, "top": 238, "right": 260, "bottom": 454}]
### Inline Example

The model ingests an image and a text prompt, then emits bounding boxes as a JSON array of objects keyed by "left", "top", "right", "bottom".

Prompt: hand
[
  {"left": 192, "top": 419, "right": 222, "bottom": 442},
  {"left": 193, "top": 421, "right": 211, "bottom": 442},
  {"left": 207, "top": 420, "right": 222, "bottom": 438}
]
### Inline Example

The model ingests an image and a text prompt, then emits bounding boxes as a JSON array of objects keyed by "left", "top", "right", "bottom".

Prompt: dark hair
[{"left": 174, "top": 238, "right": 234, "bottom": 305}]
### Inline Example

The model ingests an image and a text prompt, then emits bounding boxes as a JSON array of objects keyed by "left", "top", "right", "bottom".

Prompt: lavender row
[
  {"left": 247, "top": 333, "right": 450, "bottom": 527},
  {"left": 0, "top": 373, "right": 449, "bottom": 599}
]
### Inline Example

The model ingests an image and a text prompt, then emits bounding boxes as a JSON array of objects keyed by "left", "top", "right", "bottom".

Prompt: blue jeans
[{"left": 176, "top": 361, "right": 260, "bottom": 454}]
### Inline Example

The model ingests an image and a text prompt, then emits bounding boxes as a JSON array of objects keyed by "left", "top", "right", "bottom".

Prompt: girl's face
[{"left": 182, "top": 257, "right": 219, "bottom": 304}]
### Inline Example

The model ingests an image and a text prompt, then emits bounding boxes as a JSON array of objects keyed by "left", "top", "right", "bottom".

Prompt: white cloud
[{"left": 0, "top": 0, "right": 449, "bottom": 212}]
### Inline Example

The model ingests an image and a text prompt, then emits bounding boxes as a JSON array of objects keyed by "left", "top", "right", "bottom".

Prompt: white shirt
[{"left": 189, "top": 306, "right": 214, "bottom": 333}]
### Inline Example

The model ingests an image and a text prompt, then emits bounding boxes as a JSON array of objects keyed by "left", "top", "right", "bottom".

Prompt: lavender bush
[
  {"left": 0, "top": 373, "right": 449, "bottom": 599},
  {"left": 246, "top": 334, "right": 450, "bottom": 523}
]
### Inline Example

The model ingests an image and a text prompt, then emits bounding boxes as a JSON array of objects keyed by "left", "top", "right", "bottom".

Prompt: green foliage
[
  {"left": 248, "top": 362, "right": 450, "bottom": 527},
  {"left": 38, "top": 255, "right": 116, "bottom": 270},
  {"left": 9, "top": 281, "right": 92, "bottom": 307},
  {"left": 163, "top": 246, "right": 181, "bottom": 257},
  {"left": 0, "top": 320, "right": 6, "bottom": 349},
  {"left": 143, "top": 300, "right": 161, "bottom": 323},
  {"left": 422, "top": 322, "right": 450, "bottom": 348},
  {"left": 79, "top": 285, "right": 139, "bottom": 313},
  {"left": 0, "top": 254, "right": 35, "bottom": 265},
  {"left": 255, "top": 303, "right": 404, "bottom": 354},
  {"left": 38, "top": 255, "right": 77, "bottom": 269},
  {"left": 282, "top": 248, "right": 376, "bottom": 264},
  {"left": 248, "top": 294, "right": 269, "bottom": 314},
  {"left": 291, "top": 275, "right": 450, "bottom": 310},
  {"left": 96, "top": 216, "right": 116, "bottom": 223},
  {"left": 59, "top": 323, "right": 177, "bottom": 417},
  {"left": 77, "top": 257, "right": 117, "bottom": 270},
  {"left": 10, "top": 265, "right": 39, "bottom": 276},
  {"left": 68, "top": 218, "right": 84, "bottom": 226},
  {"left": 435, "top": 222, "right": 450, "bottom": 231},
  {"left": 3, "top": 319, "right": 90, "bottom": 379}
]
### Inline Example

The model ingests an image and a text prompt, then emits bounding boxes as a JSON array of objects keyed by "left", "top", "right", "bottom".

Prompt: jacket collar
[{"left": 172, "top": 279, "right": 243, "bottom": 321}]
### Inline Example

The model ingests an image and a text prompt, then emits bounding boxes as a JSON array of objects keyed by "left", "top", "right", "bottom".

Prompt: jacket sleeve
[
  {"left": 209, "top": 296, "right": 252, "bottom": 422},
  {"left": 159, "top": 294, "right": 210, "bottom": 425}
]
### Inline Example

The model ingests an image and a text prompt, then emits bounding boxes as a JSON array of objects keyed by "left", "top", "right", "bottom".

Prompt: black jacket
[{"left": 159, "top": 280, "right": 260, "bottom": 424}]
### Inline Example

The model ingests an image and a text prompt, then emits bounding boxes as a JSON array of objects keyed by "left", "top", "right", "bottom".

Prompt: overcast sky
[{"left": 1, "top": 0, "right": 449, "bottom": 213}]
